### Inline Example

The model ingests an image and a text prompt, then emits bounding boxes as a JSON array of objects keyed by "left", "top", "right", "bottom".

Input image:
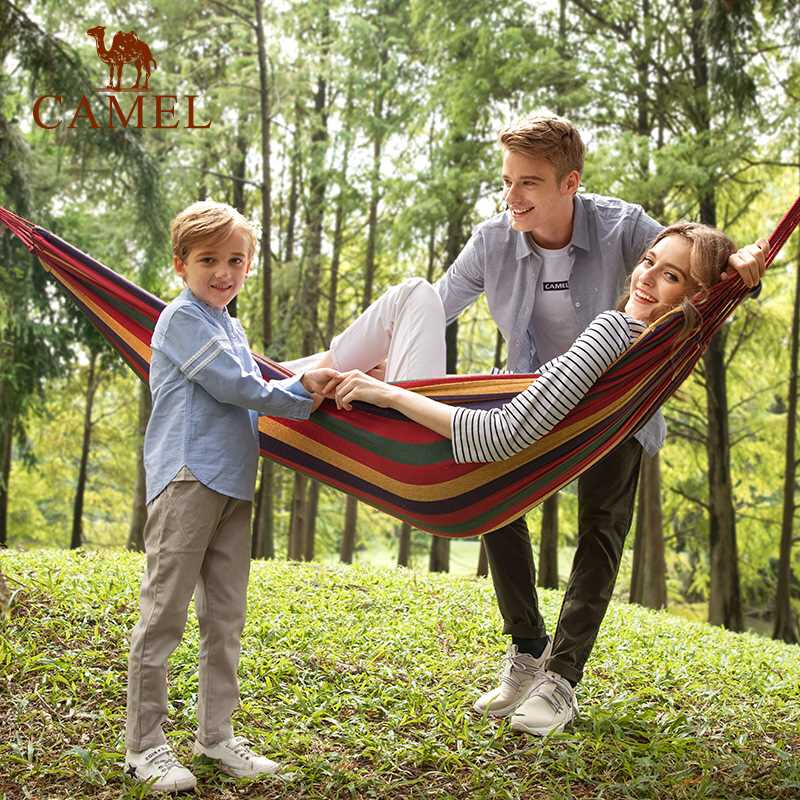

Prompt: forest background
[{"left": 1, "top": 0, "right": 799, "bottom": 644}]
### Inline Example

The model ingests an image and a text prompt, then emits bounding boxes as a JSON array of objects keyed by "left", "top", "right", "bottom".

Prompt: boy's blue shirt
[{"left": 144, "top": 287, "right": 312, "bottom": 504}]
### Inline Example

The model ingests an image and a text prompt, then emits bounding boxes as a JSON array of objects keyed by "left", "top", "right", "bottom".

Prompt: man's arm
[{"left": 433, "top": 230, "right": 486, "bottom": 325}]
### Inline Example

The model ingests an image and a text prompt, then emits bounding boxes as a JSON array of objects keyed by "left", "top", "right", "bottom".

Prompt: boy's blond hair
[
  {"left": 170, "top": 201, "right": 258, "bottom": 263},
  {"left": 498, "top": 114, "right": 585, "bottom": 180}
]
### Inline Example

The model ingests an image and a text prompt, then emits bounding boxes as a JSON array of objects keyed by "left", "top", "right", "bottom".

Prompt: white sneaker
[
  {"left": 193, "top": 735, "right": 280, "bottom": 778},
  {"left": 510, "top": 669, "right": 578, "bottom": 736},
  {"left": 473, "top": 638, "right": 553, "bottom": 718},
  {"left": 124, "top": 743, "right": 197, "bottom": 793}
]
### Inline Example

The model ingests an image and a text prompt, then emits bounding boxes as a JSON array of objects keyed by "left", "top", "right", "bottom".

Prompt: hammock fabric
[{"left": 1, "top": 202, "right": 799, "bottom": 537}]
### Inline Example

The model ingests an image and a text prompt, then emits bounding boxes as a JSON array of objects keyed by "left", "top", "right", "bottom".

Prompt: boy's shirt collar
[{"left": 181, "top": 286, "right": 228, "bottom": 317}]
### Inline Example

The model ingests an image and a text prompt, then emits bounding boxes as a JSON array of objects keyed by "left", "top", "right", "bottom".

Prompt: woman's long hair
[{"left": 617, "top": 222, "right": 737, "bottom": 338}]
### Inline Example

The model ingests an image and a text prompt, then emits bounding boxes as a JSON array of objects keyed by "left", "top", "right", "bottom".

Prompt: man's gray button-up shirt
[{"left": 434, "top": 192, "right": 666, "bottom": 456}]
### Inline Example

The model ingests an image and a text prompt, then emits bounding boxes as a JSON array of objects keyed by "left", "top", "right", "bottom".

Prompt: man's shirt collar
[{"left": 513, "top": 194, "right": 590, "bottom": 260}]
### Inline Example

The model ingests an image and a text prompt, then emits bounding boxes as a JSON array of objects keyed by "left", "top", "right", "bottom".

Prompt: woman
[{"left": 321, "top": 223, "right": 744, "bottom": 461}]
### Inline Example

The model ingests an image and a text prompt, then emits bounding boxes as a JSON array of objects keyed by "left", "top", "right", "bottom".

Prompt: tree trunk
[
  {"left": 340, "top": 494, "right": 358, "bottom": 564},
  {"left": 250, "top": 0, "right": 275, "bottom": 559},
  {"left": 538, "top": 496, "right": 559, "bottom": 589},
  {"left": 252, "top": 462, "right": 275, "bottom": 560},
  {"left": 476, "top": 539, "right": 488, "bottom": 577},
  {"left": 687, "top": 0, "right": 741, "bottom": 630},
  {"left": 304, "top": 479, "right": 319, "bottom": 562},
  {"left": 429, "top": 536, "right": 450, "bottom": 573},
  {"left": 255, "top": 0, "right": 272, "bottom": 351},
  {"left": 630, "top": 486, "right": 645, "bottom": 603},
  {"left": 126, "top": 381, "right": 151, "bottom": 552},
  {"left": 340, "top": 82, "right": 385, "bottom": 564},
  {"left": 0, "top": 415, "right": 11, "bottom": 548},
  {"left": 629, "top": 452, "right": 667, "bottom": 609},
  {"left": 704, "top": 332, "right": 743, "bottom": 630},
  {"left": 478, "top": 330, "right": 504, "bottom": 579},
  {"left": 431, "top": 202, "right": 470, "bottom": 574},
  {"left": 397, "top": 521, "right": 411, "bottom": 567},
  {"left": 774, "top": 170, "right": 800, "bottom": 642},
  {"left": 70, "top": 351, "right": 100, "bottom": 550},
  {"left": 301, "top": 103, "right": 355, "bottom": 566},
  {"left": 0, "top": 568, "right": 9, "bottom": 612},
  {"left": 290, "top": 37, "right": 329, "bottom": 561},
  {"left": 284, "top": 102, "right": 301, "bottom": 265},
  {"left": 288, "top": 472, "right": 307, "bottom": 561}
]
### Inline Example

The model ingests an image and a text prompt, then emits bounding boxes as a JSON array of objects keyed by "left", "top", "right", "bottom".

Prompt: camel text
[{"left": 32, "top": 95, "right": 213, "bottom": 130}]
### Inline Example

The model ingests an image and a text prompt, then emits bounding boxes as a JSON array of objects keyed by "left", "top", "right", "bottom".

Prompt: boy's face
[
  {"left": 501, "top": 150, "right": 579, "bottom": 237},
  {"left": 173, "top": 228, "right": 251, "bottom": 310}
]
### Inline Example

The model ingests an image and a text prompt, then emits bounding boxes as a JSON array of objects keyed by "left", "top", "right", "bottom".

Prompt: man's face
[
  {"left": 501, "top": 150, "right": 578, "bottom": 236},
  {"left": 173, "top": 228, "right": 251, "bottom": 310}
]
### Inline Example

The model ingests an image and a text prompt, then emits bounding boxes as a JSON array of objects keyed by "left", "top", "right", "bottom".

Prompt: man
[{"left": 434, "top": 114, "right": 767, "bottom": 736}]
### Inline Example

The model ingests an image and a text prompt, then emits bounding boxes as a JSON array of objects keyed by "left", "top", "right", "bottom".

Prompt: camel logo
[
  {"left": 31, "top": 23, "right": 212, "bottom": 130},
  {"left": 86, "top": 26, "right": 157, "bottom": 92}
]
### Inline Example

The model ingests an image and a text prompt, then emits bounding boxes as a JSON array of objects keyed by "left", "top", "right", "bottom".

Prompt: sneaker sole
[
  {"left": 193, "top": 751, "right": 280, "bottom": 780},
  {"left": 218, "top": 763, "right": 280, "bottom": 779},
  {"left": 472, "top": 699, "right": 526, "bottom": 718},
  {"left": 156, "top": 776, "right": 198, "bottom": 792},
  {"left": 509, "top": 718, "right": 569, "bottom": 736},
  {"left": 135, "top": 775, "right": 197, "bottom": 793}
]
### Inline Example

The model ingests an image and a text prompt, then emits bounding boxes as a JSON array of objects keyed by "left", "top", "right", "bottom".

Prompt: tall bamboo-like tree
[
  {"left": 70, "top": 349, "right": 102, "bottom": 549},
  {"left": 630, "top": 453, "right": 668, "bottom": 608},
  {"left": 126, "top": 383, "right": 151, "bottom": 552},
  {"left": 251, "top": 0, "right": 278, "bottom": 559},
  {"left": 773, "top": 131, "right": 800, "bottom": 640},
  {"left": 288, "top": 1, "right": 332, "bottom": 561}
]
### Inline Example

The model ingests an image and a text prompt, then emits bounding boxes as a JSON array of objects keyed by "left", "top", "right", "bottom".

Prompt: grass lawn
[{"left": 1, "top": 548, "right": 799, "bottom": 799}]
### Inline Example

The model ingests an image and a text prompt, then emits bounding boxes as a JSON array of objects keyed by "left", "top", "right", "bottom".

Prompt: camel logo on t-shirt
[{"left": 543, "top": 281, "right": 569, "bottom": 291}]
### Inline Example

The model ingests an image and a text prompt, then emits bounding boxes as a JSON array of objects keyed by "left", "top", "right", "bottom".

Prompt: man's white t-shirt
[{"left": 530, "top": 242, "right": 580, "bottom": 364}]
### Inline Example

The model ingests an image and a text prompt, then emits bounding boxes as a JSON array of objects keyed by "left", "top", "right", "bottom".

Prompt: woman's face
[{"left": 624, "top": 235, "right": 699, "bottom": 323}]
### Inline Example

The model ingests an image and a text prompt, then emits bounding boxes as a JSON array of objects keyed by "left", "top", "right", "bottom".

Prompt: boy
[{"left": 125, "top": 201, "right": 337, "bottom": 792}]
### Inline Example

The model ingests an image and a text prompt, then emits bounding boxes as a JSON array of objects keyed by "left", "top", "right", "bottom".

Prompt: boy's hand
[
  {"left": 310, "top": 393, "right": 325, "bottom": 412},
  {"left": 302, "top": 368, "right": 342, "bottom": 412},
  {"left": 302, "top": 368, "right": 341, "bottom": 396}
]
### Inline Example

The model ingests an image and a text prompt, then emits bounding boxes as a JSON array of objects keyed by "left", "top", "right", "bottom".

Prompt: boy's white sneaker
[
  {"left": 509, "top": 669, "right": 579, "bottom": 736},
  {"left": 193, "top": 735, "right": 280, "bottom": 778},
  {"left": 125, "top": 743, "right": 197, "bottom": 792},
  {"left": 473, "top": 638, "right": 553, "bottom": 718}
]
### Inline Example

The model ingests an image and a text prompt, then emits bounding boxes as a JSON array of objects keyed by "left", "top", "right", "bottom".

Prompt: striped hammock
[{"left": 1, "top": 202, "right": 798, "bottom": 537}]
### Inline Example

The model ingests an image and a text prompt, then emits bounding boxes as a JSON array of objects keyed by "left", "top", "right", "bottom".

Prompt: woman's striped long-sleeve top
[{"left": 450, "top": 310, "right": 646, "bottom": 463}]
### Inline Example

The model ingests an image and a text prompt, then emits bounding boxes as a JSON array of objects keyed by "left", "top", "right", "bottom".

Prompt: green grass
[{"left": 1, "top": 549, "right": 799, "bottom": 800}]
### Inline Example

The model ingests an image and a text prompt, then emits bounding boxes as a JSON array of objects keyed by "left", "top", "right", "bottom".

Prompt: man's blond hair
[
  {"left": 170, "top": 201, "right": 258, "bottom": 263},
  {"left": 498, "top": 114, "right": 585, "bottom": 180}
]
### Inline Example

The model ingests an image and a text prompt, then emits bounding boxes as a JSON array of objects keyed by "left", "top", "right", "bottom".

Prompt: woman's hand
[
  {"left": 334, "top": 369, "right": 455, "bottom": 437},
  {"left": 334, "top": 369, "right": 398, "bottom": 410},
  {"left": 721, "top": 239, "right": 769, "bottom": 287}
]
